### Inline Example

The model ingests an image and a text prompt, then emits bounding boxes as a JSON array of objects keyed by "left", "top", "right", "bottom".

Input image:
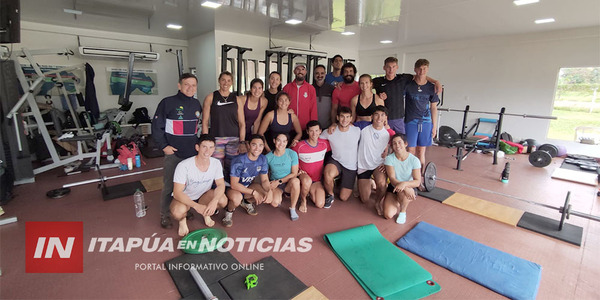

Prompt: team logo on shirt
[
  {"left": 256, "top": 166, "right": 262, "bottom": 172},
  {"left": 195, "top": 111, "right": 200, "bottom": 118},
  {"left": 176, "top": 106, "right": 184, "bottom": 120},
  {"left": 303, "top": 92, "right": 308, "bottom": 98}
]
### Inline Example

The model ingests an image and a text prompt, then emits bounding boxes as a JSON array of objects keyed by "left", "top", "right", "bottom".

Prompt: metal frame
[{"left": 221, "top": 44, "right": 252, "bottom": 95}]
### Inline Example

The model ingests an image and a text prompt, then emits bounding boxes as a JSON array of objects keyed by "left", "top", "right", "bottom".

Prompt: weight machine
[{"left": 4, "top": 48, "right": 145, "bottom": 176}]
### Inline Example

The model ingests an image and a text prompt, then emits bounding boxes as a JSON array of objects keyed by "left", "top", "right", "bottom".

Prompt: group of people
[{"left": 152, "top": 56, "right": 442, "bottom": 236}]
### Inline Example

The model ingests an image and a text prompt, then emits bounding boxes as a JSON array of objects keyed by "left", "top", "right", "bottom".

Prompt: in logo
[{"left": 26, "top": 222, "right": 83, "bottom": 273}]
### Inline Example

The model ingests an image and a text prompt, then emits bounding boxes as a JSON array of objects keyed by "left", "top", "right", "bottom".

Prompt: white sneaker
[{"left": 240, "top": 201, "right": 257, "bottom": 216}]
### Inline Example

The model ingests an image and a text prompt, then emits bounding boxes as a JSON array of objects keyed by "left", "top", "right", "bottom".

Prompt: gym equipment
[
  {"left": 324, "top": 224, "right": 441, "bottom": 299},
  {"left": 423, "top": 162, "right": 599, "bottom": 224},
  {"left": 438, "top": 105, "right": 557, "bottom": 170},
  {"left": 189, "top": 268, "right": 218, "bottom": 300},
  {"left": 528, "top": 143, "right": 559, "bottom": 167},
  {"left": 219, "top": 256, "right": 307, "bottom": 299},
  {"left": 221, "top": 44, "right": 252, "bottom": 95},
  {"left": 48, "top": 166, "right": 162, "bottom": 200},
  {"left": 442, "top": 193, "right": 524, "bottom": 226},
  {"left": 166, "top": 251, "right": 239, "bottom": 299},
  {"left": 46, "top": 187, "right": 71, "bottom": 199},
  {"left": 551, "top": 168, "right": 598, "bottom": 186},
  {"left": 397, "top": 222, "right": 542, "bottom": 300},
  {"left": 181, "top": 228, "right": 227, "bottom": 254},
  {"left": 417, "top": 186, "right": 455, "bottom": 203}
]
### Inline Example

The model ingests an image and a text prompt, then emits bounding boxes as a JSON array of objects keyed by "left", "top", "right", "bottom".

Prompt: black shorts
[
  {"left": 357, "top": 169, "right": 375, "bottom": 180},
  {"left": 387, "top": 183, "right": 418, "bottom": 196},
  {"left": 326, "top": 157, "right": 357, "bottom": 189},
  {"left": 276, "top": 182, "right": 287, "bottom": 192}
]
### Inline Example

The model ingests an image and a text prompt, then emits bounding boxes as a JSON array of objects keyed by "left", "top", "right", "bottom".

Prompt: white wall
[
  {"left": 359, "top": 26, "right": 600, "bottom": 143},
  {"left": 188, "top": 31, "right": 217, "bottom": 99},
  {"left": 13, "top": 21, "right": 189, "bottom": 118}
]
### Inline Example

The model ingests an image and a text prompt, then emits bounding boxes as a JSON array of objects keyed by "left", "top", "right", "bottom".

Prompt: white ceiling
[{"left": 20, "top": 0, "right": 600, "bottom": 51}]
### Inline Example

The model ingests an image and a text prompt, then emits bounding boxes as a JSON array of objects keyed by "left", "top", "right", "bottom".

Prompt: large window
[{"left": 548, "top": 67, "right": 600, "bottom": 142}]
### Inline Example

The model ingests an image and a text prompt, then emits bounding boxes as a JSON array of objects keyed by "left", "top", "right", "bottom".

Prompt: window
[{"left": 548, "top": 67, "right": 600, "bottom": 142}]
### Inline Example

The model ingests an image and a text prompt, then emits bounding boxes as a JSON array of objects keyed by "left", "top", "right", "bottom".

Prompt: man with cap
[{"left": 282, "top": 63, "right": 318, "bottom": 134}]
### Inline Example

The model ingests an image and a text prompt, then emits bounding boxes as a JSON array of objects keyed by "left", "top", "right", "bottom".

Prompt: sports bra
[{"left": 356, "top": 93, "right": 377, "bottom": 117}]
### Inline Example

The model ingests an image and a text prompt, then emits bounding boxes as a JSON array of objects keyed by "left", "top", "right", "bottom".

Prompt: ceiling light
[
  {"left": 341, "top": 31, "right": 355, "bottom": 36},
  {"left": 167, "top": 23, "right": 182, "bottom": 29},
  {"left": 535, "top": 18, "right": 555, "bottom": 24},
  {"left": 201, "top": 1, "right": 222, "bottom": 8},
  {"left": 513, "top": 0, "right": 539, "bottom": 6},
  {"left": 380, "top": 40, "right": 393, "bottom": 44},
  {"left": 63, "top": 8, "right": 82, "bottom": 15},
  {"left": 285, "top": 19, "right": 303, "bottom": 25}
]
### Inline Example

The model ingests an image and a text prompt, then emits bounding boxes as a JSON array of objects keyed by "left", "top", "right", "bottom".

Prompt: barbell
[
  {"left": 437, "top": 107, "right": 557, "bottom": 120},
  {"left": 422, "top": 162, "right": 600, "bottom": 226}
]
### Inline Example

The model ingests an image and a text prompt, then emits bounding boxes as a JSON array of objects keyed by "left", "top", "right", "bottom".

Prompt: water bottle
[
  {"left": 501, "top": 162, "right": 510, "bottom": 183},
  {"left": 134, "top": 189, "right": 146, "bottom": 218},
  {"left": 135, "top": 154, "right": 141, "bottom": 168}
]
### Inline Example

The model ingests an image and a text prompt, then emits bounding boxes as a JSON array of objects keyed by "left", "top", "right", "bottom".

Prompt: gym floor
[{"left": 1, "top": 145, "right": 598, "bottom": 299}]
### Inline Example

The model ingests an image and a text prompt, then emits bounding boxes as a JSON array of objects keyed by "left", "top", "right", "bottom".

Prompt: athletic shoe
[
  {"left": 222, "top": 212, "right": 233, "bottom": 228},
  {"left": 160, "top": 215, "right": 172, "bottom": 229},
  {"left": 240, "top": 201, "right": 258, "bottom": 216},
  {"left": 324, "top": 194, "right": 334, "bottom": 209},
  {"left": 396, "top": 212, "right": 407, "bottom": 224}
]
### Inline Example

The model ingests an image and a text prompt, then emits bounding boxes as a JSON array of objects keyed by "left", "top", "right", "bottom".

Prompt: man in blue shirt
[
  {"left": 223, "top": 134, "right": 272, "bottom": 227},
  {"left": 404, "top": 59, "right": 440, "bottom": 169}
]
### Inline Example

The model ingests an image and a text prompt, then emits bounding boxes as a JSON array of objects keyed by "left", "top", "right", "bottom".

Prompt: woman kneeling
[{"left": 382, "top": 133, "right": 422, "bottom": 224}]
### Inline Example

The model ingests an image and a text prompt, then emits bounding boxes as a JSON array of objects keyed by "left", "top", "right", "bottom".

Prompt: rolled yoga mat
[
  {"left": 324, "top": 224, "right": 441, "bottom": 300},
  {"left": 397, "top": 222, "right": 542, "bottom": 300}
]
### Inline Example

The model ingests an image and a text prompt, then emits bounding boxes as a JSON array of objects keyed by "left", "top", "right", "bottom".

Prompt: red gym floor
[{"left": 0, "top": 145, "right": 598, "bottom": 299}]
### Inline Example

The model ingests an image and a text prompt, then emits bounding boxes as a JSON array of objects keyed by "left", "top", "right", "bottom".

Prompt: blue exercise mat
[{"left": 397, "top": 222, "right": 542, "bottom": 300}]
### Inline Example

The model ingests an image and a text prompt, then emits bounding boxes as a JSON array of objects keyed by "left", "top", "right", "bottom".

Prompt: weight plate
[
  {"left": 580, "top": 165, "right": 598, "bottom": 171},
  {"left": 438, "top": 126, "right": 460, "bottom": 146},
  {"left": 529, "top": 150, "right": 552, "bottom": 168},
  {"left": 564, "top": 158, "right": 578, "bottom": 165},
  {"left": 538, "top": 144, "right": 558, "bottom": 157},
  {"left": 46, "top": 188, "right": 71, "bottom": 199},
  {"left": 566, "top": 154, "right": 595, "bottom": 161},
  {"left": 578, "top": 161, "right": 599, "bottom": 167},
  {"left": 181, "top": 228, "right": 228, "bottom": 254},
  {"left": 423, "top": 162, "right": 437, "bottom": 192}
]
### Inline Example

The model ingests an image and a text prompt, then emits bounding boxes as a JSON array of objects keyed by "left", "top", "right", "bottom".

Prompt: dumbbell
[{"left": 528, "top": 144, "right": 558, "bottom": 168}]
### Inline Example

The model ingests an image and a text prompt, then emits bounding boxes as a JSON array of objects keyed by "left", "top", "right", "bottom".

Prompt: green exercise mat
[{"left": 324, "top": 224, "right": 440, "bottom": 300}]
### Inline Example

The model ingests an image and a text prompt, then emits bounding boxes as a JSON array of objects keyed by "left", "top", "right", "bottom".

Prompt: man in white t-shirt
[
  {"left": 320, "top": 106, "right": 360, "bottom": 206},
  {"left": 357, "top": 106, "right": 393, "bottom": 214},
  {"left": 171, "top": 135, "right": 228, "bottom": 236}
]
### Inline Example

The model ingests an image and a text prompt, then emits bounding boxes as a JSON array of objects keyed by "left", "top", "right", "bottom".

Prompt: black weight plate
[
  {"left": 529, "top": 150, "right": 552, "bottom": 168},
  {"left": 580, "top": 165, "right": 598, "bottom": 171},
  {"left": 566, "top": 154, "right": 595, "bottom": 161},
  {"left": 46, "top": 188, "right": 71, "bottom": 199},
  {"left": 438, "top": 126, "right": 460, "bottom": 145},
  {"left": 564, "top": 158, "right": 578, "bottom": 165},
  {"left": 423, "top": 162, "right": 437, "bottom": 192},
  {"left": 579, "top": 161, "right": 600, "bottom": 168},
  {"left": 538, "top": 144, "right": 558, "bottom": 157}
]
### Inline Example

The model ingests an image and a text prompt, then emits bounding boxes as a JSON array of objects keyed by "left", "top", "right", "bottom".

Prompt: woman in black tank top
[
  {"left": 257, "top": 92, "right": 302, "bottom": 152},
  {"left": 351, "top": 74, "right": 385, "bottom": 129}
]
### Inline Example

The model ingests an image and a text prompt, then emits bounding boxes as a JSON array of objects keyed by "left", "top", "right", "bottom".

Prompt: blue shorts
[
  {"left": 405, "top": 119, "right": 433, "bottom": 147},
  {"left": 353, "top": 120, "right": 371, "bottom": 130},
  {"left": 388, "top": 118, "right": 405, "bottom": 134}
]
